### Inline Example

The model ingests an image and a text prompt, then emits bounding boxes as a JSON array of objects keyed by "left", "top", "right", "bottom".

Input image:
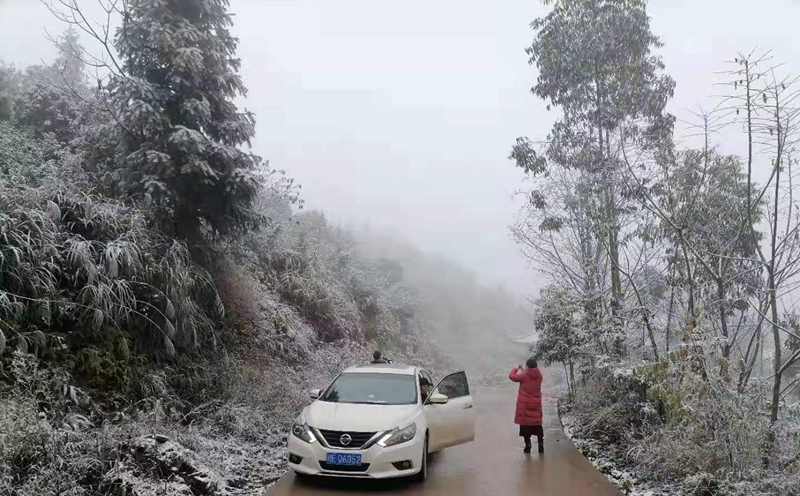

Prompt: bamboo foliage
[{"left": 0, "top": 184, "right": 223, "bottom": 358}]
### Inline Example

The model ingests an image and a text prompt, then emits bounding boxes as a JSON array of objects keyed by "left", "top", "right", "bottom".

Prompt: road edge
[{"left": 557, "top": 397, "right": 643, "bottom": 494}]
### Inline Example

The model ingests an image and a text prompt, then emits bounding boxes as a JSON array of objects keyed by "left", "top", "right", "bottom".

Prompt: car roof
[{"left": 343, "top": 363, "right": 418, "bottom": 375}]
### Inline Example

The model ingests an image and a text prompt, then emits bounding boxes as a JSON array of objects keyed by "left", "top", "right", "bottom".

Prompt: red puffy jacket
[{"left": 509, "top": 367, "right": 543, "bottom": 426}]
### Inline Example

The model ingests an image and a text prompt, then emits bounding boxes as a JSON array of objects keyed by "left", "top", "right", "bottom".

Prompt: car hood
[{"left": 303, "top": 401, "right": 419, "bottom": 432}]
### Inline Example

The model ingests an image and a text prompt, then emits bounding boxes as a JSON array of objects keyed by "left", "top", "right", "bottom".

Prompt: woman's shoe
[
  {"left": 538, "top": 444, "right": 544, "bottom": 453},
  {"left": 523, "top": 446, "right": 532, "bottom": 454}
]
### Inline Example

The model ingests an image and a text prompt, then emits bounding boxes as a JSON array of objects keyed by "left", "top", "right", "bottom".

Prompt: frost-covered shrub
[
  {"left": 0, "top": 352, "right": 112, "bottom": 495},
  {"left": 0, "top": 183, "right": 225, "bottom": 380},
  {"left": 211, "top": 260, "right": 263, "bottom": 333},
  {"left": 0, "top": 122, "right": 57, "bottom": 187},
  {"left": 633, "top": 373, "right": 771, "bottom": 481},
  {"left": 0, "top": 351, "right": 290, "bottom": 496},
  {"left": 0, "top": 182, "right": 231, "bottom": 408},
  {"left": 570, "top": 365, "right": 653, "bottom": 446},
  {"left": 568, "top": 350, "right": 800, "bottom": 494}
]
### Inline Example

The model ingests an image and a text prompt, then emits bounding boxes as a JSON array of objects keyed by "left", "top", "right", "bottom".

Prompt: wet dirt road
[{"left": 266, "top": 386, "right": 621, "bottom": 496}]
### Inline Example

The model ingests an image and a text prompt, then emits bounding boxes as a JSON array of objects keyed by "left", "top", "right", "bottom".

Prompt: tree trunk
[
  {"left": 606, "top": 129, "right": 623, "bottom": 317},
  {"left": 761, "top": 325, "right": 765, "bottom": 376},
  {"left": 569, "top": 360, "right": 576, "bottom": 396},
  {"left": 745, "top": 58, "right": 754, "bottom": 231},
  {"left": 625, "top": 268, "right": 660, "bottom": 361},
  {"left": 563, "top": 362, "right": 573, "bottom": 397},
  {"left": 717, "top": 278, "right": 730, "bottom": 358},
  {"left": 581, "top": 218, "right": 599, "bottom": 324},
  {"left": 767, "top": 91, "right": 784, "bottom": 462},
  {"left": 594, "top": 63, "right": 622, "bottom": 319},
  {"left": 680, "top": 240, "right": 696, "bottom": 336},
  {"left": 665, "top": 280, "right": 676, "bottom": 353},
  {"left": 768, "top": 268, "right": 781, "bottom": 465},
  {"left": 609, "top": 222, "right": 622, "bottom": 316},
  {"left": 739, "top": 316, "right": 763, "bottom": 392}
]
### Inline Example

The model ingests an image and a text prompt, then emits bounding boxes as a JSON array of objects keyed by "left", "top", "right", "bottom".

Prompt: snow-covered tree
[
  {"left": 14, "top": 28, "right": 86, "bottom": 144},
  {"left": 532, "top": 284, "right": 584, "bottom": 394},
  {"left": 512, "top": 0, "right": 675, "bottom": 319},
  {"left": 108, "top": 0, "right": 261, "bottom": 240}
]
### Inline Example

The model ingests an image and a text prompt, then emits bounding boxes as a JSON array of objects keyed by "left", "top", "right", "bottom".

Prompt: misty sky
[{"left": 1, "top": 0, "right": 799, "bottom": 298}]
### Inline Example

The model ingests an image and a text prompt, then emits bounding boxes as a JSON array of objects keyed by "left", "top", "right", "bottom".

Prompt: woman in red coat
[{"left": 509, "top": 358, "right": 544, "bottom": 453}]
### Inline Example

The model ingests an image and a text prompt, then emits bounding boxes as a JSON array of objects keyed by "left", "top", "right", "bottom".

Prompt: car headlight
[
  {"left": 378, "top": 423, "right": 417, "bottom": 447},
  {"left": 291, "top": 422, "right": 317, "bottom": 444}
]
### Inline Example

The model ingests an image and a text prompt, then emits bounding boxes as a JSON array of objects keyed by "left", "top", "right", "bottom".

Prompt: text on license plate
[{"left": 326, "top": 452, "right": 362, "bottom": 466}]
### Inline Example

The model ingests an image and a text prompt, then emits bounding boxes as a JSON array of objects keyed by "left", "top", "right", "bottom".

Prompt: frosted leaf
[
  {"left": 163, "top": 335, "right": 176, "bottom": 357},
  {"left": 45, "top": 200, "right": 61, "bottom": 222},
  {"left": 92, "top": 309, "right": 104, "bottom": 331},
  {"left": 165, "top": 320, "right": 176, "bottom": 340},
  {"left": 165, "top": 299, "right": 176, "bottom": 320}
]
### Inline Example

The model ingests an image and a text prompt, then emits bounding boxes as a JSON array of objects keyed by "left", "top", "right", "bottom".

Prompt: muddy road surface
[{"left": 266, "top": 386, "right": 621, "bottom": 496}]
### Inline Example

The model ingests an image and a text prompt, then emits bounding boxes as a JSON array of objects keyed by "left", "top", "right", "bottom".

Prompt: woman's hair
[{"left": 526, "top": 357, "right": 538, "bottom": 369}]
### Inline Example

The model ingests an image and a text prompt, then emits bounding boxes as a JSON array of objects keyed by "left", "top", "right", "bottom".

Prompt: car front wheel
[{"left": 412, "top": 434, "right": 428, "bottom": 482}]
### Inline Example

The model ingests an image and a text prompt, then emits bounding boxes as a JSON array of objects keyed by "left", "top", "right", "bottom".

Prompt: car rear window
[{"left": 320, "top": 373, "right": 418, "bottom": 405}]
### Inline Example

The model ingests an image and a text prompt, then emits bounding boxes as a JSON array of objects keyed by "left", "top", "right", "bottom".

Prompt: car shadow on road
[{"left": 294, "top": 452, "right": 444, "bottom": 493}]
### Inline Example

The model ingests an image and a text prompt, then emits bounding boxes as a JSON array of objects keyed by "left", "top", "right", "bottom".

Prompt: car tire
[{"left": 412, "top": 434, "right": 428, "bottom": 483}]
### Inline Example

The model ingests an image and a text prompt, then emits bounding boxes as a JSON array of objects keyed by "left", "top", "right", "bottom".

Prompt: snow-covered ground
[
  {"left": 558, "top": 399, "right": 682, "bottom": 496},
  {"left": 87, "top": 424, "right": 289, "bottom": 496}
]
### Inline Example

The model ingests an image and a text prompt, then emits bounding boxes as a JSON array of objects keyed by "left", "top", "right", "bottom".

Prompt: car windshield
[{"left": 320, "top": 373, "right": 418, "bottom": 405}]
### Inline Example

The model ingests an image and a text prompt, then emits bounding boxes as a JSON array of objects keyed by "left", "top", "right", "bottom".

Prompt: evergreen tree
[{"left": 109, "top": 0, "right": 260, "bottom": 240}]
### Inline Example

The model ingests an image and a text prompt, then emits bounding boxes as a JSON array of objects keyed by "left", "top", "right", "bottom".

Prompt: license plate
[{"left": 326, "top": 452, "right": 362, "bottom": 466}]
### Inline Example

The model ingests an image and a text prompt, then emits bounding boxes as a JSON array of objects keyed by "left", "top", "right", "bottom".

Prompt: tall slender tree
[{"left": 512, "top": 0, "right": 675, "bottom": 321}]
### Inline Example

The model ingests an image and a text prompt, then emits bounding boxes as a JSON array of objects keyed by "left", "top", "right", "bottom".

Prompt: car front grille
[
  {"left": 319, "top": 462, "right": 371, "bottom": 472},
  {"left": 317, "top": 429, "right": 377, "bottom": 449}
]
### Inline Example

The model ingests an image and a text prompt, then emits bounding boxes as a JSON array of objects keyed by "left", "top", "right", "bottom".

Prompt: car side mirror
[
  {"left": 310, "top": 389, "right": 321, "bottom": 399},
  {"left": 428, "top": 393, "right": 448, "bottom": 405}
]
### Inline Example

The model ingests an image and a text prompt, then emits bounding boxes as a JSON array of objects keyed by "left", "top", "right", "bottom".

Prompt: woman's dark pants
[{"left": 519, "top": 425, "right": 544, "bottom": 452}]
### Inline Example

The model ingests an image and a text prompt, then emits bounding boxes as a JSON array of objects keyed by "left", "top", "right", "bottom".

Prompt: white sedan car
[{"left": 287, "top": 363, "right": 475, "bottom": 481}]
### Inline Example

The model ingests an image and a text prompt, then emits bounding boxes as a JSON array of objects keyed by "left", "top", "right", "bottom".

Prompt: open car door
[{"left": 424, "top": 371, "right": 475, "bottom": 452}]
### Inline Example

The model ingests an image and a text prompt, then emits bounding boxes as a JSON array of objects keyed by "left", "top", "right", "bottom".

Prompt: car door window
[
  {"left": 422, "top": 370, "right": 434, "bottom": 395},
  {"left": 434, "top": 371, "right": 469, "bottom": 399},
  {"left": 419, "top": 371, "right": 433, "bottom": 403}
]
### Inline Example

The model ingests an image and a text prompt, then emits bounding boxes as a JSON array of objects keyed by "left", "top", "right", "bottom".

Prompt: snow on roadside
[
  {"left": 558, "top": 399, "right": 682, "bottom": 496},
  {"left": 106, "top": 426, "right": 290, "bottom": 496}
]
